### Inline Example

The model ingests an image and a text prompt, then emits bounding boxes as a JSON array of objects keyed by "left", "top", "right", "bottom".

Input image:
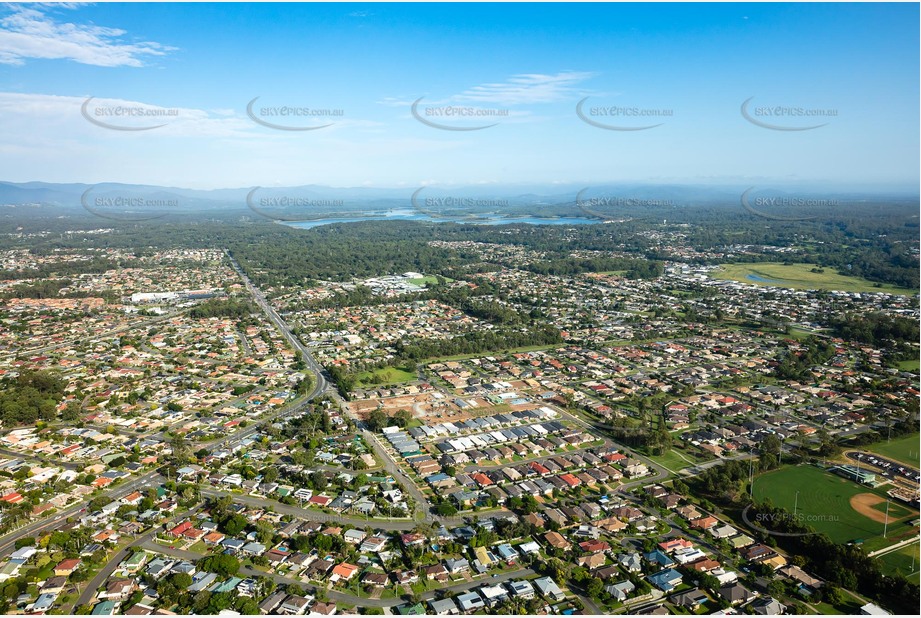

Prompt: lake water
[{"left": 284, "top": 208, "right": 600, "bottom": 229}]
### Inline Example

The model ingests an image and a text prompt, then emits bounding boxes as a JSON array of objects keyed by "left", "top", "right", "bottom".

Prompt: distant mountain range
[{"left": 1, "top": 180, "right": 915, "bottom": 220}]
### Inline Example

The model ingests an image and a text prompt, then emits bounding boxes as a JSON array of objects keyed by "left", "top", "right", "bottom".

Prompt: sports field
[
  {"left": 863, "top": 434, "right": 921, "bottom": 468},
  {"left": 714, "top": 263, "right": 916, "bottom": 296},
  {"left": 876, "top": 542, "right": 920, "bottom": 584},
  {"left": 752, "top": 465, "right": 919, "bottom": 546}
]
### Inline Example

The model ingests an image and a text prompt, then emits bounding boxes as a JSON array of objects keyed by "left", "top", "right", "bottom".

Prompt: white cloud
[
  {"left": 0, "top": 92, "right": 253, "bottom": 137},
  {"left": 383, "top": 72, "right": 597, "bottom": 110},
  {"left": 0, "top": 5, "right": 174, "bottom": 67},
  {"left": 453, "top": 71, "right": 596, "bottom": 106},
  {"left": 0, "top": 91, "right": 385, "bottom": 141},
  {"left": 377, "top": 96, "right": 417, "bottom": 107}
]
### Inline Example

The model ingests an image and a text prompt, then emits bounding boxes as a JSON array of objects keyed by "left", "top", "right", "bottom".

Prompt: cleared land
[
  {"left": 714, "top": 262, "right": 916, "bottom": 296},
  {"left": 408, "top": 275, "right": 452, "bottom": 286},
  {"left": 862, "top": 434, "right": 921, "bottom": 468},
  {"left": 752, "top": 465, "right": 919, "bottom": 546},
  {"left": 353, "top": 366, "right": 416, "bottom": 388}
]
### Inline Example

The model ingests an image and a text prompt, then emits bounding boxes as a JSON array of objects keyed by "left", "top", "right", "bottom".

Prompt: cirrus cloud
[
  {"left": 0, "top": 4, "right": 175, "bottom": 67},
  {"left": 454, "top": 71, "right": 596, "bottom": 106}
]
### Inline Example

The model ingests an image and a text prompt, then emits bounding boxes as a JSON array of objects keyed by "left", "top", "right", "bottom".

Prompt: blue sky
[{"left": 0, "top": 2, "right": 917, "bottom": 190}]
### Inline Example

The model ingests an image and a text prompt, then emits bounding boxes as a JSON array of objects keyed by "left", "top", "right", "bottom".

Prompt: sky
[{"left": 0, "top": 2, "right": 918, "bottom": 190}]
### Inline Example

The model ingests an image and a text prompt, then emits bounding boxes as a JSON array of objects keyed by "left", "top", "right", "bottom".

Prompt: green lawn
[
  {"left": 876, "top": 542, "right": 920, "bottom": 584},
  {"left": 863, "top": 434, "right": 921, "bottom": 468},
  {"left": 714, "top": 262, "right": 917, "bottom": 296},
  {"left": 354, "top": 366, "right": 416, "bottom": 388},
  {"left": 752, "top": 465, "right": 919, "bottom": 545},
  {"left": 788, "top": 327, "right": 816, "bottom": 340},
  {"left": 813, "top": 598, "right": 864, "bottom": 615},
  {"left": 645, "top": 448, "right": 699, "bottom": 473},
  {"left": 871, "top": 500, "right": 913, "bottom": 519},
  {"left": 897, "top": 359, "right": 920, "bottom": 372}
]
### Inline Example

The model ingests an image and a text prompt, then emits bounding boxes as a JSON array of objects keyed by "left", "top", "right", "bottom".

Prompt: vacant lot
[
  {"left": 354, "top": 366, "right": 416, "bottom": 388},
  {"left": 752, "top": 465, "right": 918, "bottom": 545},
  {"left": 714, "top": 263, "right": 916, "bottom": 296},
  {"left": 348, "top": 392, "right": 450, "bottom": 417}
]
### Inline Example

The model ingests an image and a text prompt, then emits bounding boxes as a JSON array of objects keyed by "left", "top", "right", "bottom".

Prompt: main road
[
  {"left": 0, "top": 470, "right": 165, "bottom": 557},
  {"left": 226, "top": 251, "right": 445, "bottom": 522},
  {"left": 225, "top": 251, "right": 330, "bottom": 402}
]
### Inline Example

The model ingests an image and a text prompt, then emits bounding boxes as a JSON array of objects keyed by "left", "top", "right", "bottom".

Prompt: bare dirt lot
[
  {"left": 348, "top": 391, "right": 538, "bottom": 425},
  {"left": 348, "top": 392, "right": 453, "bottom": 418}
]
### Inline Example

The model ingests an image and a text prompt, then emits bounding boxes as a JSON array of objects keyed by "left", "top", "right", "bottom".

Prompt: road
[
  {"left": 845, "top": 450, "right": 920, "bottom": 485},
  {"left": 0, "top": 470, "right": 164, "bottom": 557},
  {"left": 226, "top": 251, "right": 330, "bottom": 402},
  {"left": 1, "top": 253, "right": 335, "bottom": 561},
  {"left": 73, "top": 505, "right": 198, "bottom": 608},
  {"left": 140, "top": 539, "right": 534, "bottom": 608},
  {"left": 460, "top": 440, "right": 612, "bottom": 474},
  {"left": 199, "top": 487, "right": 422, "bottom": 530},
  {"left": 868, "top": 535, "right": 920, "bottom": 558},
  {"left": 225, "top": 252, "right": 435, "bottom": 522},
  {"left": 553, "top": 407, "right": 670, "bottom": 491},
  {"left": 0, "top": 446, "right": 81, "bottom": 471},
  {"left": 360, "top": 429, "right": 430, "bottom": 522},
  {"left": 3, "top": 311, "right": 181, "bottom": 361}
]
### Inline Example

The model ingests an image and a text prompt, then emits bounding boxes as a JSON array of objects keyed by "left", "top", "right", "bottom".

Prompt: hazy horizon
[{"left": 0, "top": 3, "right": 918, "bottom": 190}]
